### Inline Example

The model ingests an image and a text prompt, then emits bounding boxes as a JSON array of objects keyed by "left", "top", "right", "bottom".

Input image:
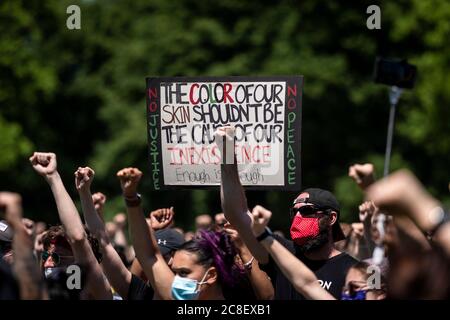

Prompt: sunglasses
[
  {"left": 41, "top": 251, "right": 73, "bottom": 266},
  {"left": 290, "top": 205, "right": 330, "bottom": 219}
]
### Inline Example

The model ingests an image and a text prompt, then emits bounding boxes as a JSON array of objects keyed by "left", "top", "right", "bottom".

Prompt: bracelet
[
  {"left": 124, "top": 193, "right": 142, "bottom": 207},
  {"left": 243, "top": 256, "right": 254, "bottom": 270},
  {"left": 428, "top": 207, "right": 450, "bottom": 237},
  {"left": 256, "top": 227, "right": 273, "bottom": 242}
]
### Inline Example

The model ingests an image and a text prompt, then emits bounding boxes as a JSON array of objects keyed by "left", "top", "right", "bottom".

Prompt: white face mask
[{"left": 44, "top": 267, "right": 66, "bottom": 279}]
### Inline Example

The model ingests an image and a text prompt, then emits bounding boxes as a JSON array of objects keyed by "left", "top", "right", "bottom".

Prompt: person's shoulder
[{"left": 333, "top": 252, "right": 359, "bottom": 267}]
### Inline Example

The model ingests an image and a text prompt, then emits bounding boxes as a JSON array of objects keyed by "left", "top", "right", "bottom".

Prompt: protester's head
[
  {"left": 173, "top": 227, "right": 184, "bottom": 236},
  {"left": 41, "top": 226, "right": 74, "bottom": 276},
  {"left": 342, "top": 261, "right": 387, "bottom": 300},
  {"left": 195, "top": 214, "right": 213, "bottom": 232},
  {"left": 170, "top": 230, "right": 243, "bottom": 300},
  {"left": 0, "top": 220, "right": 13, "bottom": 264},
  {"left": 41, "top": 225, "right": 102, "bottom": 277},
  {"left": 290, "top": 188, "right": 345, "bottom": 253},
  {"left": 214, "top": 213, "right": 227, "bottom": 231},
  {"left": 45, "top": 264, "right": 86, "bottom": 300}
]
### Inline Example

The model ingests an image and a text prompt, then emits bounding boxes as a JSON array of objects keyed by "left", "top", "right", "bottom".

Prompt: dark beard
[{"left": 298, "top": 221, "right": 331, "bottom": 253}]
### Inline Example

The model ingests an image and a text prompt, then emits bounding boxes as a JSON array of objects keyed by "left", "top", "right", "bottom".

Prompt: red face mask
[{"left": 290, "top": 214, "right": 320, "bottom": 246}]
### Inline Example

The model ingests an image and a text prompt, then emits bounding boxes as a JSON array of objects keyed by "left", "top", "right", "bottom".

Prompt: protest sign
[{"left": 146, "top": 76, "right": 302, "bottom": 190}]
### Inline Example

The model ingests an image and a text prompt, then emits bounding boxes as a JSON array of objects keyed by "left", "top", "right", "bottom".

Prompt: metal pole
[
  {"left": 373, "top": 86, "right": 403, "bottom": 266},
  {"left": 383, "top": 86, "right": 403, "bottom": 177}
]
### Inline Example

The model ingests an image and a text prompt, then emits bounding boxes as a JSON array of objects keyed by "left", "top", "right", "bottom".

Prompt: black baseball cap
[
  {"left": 155, "top": 228, "right": 185, "bottom": 256},
  {"left": 294, "top": 188, "right": 345, "bottom": 242}
]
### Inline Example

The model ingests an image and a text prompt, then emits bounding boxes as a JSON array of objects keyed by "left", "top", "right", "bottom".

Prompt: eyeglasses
[
  {"left": 41, "top": 251, "right": 73, "bottom": 266},
  {"left": 290, "top": 204, "right": 330, "bottom": 219}
]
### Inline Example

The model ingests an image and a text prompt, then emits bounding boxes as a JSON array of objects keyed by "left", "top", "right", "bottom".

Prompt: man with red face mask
[{"left": 216, "top": 127, "right": 358, "bottom": 299}]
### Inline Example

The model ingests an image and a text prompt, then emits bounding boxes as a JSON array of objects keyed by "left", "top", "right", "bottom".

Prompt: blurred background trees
[{"left": 1, "top": 0, "right": 449, "bottom": 234}]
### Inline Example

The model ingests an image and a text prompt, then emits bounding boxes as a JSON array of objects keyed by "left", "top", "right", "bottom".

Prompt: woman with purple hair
[{"left": 116, "top": 167, "right": 244, "bottom": 300}]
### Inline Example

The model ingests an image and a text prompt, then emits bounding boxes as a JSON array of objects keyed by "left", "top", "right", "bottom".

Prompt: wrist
[
  {"left": 427, "top": 207, "right": 450, "bottom": 236},
  {"left": 256, "top": 227, "right": 273, "bottom": 242},
  {"left": 45, "top": 171, "right": 60, "bottom": 183},
  {"left": 78, "top": 188, "right": 91, "bottom": 196},
  {"left": 124, "top": 193, "right": 141, "bottom": 207},
  {"left": 123, "top": 190, "right": 138, "bottom": 198},
  {"left": 414, "top": 197, "right": 441, "bottom": 231}
]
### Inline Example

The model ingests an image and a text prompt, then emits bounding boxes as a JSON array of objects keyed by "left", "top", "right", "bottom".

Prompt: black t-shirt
[
  {"left": 127, "top": 274, "right": 154, "bottom": 300},
  {"left": 260, "top": 235, "right": 358, "bottom": 300}
]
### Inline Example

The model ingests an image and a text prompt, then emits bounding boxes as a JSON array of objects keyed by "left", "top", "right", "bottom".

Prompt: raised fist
[
  {"left": 251, "top": 205, "right": 272, "bottom": 237},
  {"left": 92, "top": 192, "right": 107, "bottom": 213},
  {"left": 149, "top": 207, "right": 174, "bottom": 230},
  {"left": 223, "top": 222, "right": 244, "bottom": 249},
  {"left": 29, "top": 152, "right": 58, "bottom": 178},
  {"left": 0, "top": 192, "right": 22, "bottom": 226},
  {"left": 348, "top": 163, "right": 375, "bottom": 190},
  {"left": 116, "top": 167, "right": 143, "bottom": 197},
  {"left": 213, "top": 126, "right": 236, "bottom": 164},
  {"left": 74, "top": 167, "right": 95, "bottom": 192},
  {"left": 113, "top": 213, "right": 127, "bottom": 229},
  {"left": 358, "top": 200, "right": 379, "bottom": 224}
]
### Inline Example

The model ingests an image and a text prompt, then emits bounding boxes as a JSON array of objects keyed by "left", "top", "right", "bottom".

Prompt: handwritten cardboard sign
[{"left": 146, "top": 76, "right": 302, "bottom": 190}]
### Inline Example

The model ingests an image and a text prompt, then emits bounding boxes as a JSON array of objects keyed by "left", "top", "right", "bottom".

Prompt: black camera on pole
[{"left": 373, "top": 57, "right": 417, "bottom": 89}]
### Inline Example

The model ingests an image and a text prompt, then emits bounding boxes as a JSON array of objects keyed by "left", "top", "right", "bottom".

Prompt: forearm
[
  {"left": 221, "top": 164, "right": 268, "bottom": 263},
  {"left": 363, "top": 220, "right": 375, "bottom": 254},
  {"left": 47, "top": 173, "right": 85, "bottom": 242},
  {"left": 12, "top": 225, "right": 47, "bottom": 300},
  {"left": 238, "top": 245, "right": 274, "bottom": 300},
  {"left": 79, "top": 189, "right": 108, "bottom": 242},
  {"left": 127, "top": 205, "right": 173, "bottom": 299},
  {"left": 100, "top": 243, "right": 132, "bottom": 299},
  {"left": 78, "top": 189, "right": 131, "bottom": 298},
  {"left": 435, "top": 223, "right": 450, "bottom": 256},
  {"left": 261, "top": 237, "right": 334, "bottom": 300}
]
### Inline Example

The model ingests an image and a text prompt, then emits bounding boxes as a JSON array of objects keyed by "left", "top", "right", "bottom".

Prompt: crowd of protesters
[{"left": 1, "top": 126, "right": 449, "bottom": 300}]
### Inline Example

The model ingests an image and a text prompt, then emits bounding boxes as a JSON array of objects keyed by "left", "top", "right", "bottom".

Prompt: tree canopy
[{"left": 1, "top": 0, "right": 449, "bottom": 233}]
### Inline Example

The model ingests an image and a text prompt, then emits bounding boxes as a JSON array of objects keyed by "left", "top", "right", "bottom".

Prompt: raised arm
[
  {"left": 216, "top": 126, "right": 268, "bottom": 264},
  {"left": 1, "top": 192, "right": 47, "bottom": 300},
  {"left": 251, "top": 205, "right": 335, "bottom": 300},
  {"left": 367, "top": 170, "right": 450, "bottom": 256},
  {"left": 75, "top": 167, "right": 132, "bottom": 299},
  {"left": 29, "top": 152, "right": 112, "bottom": 299},
  {"left": 116, "top": 167, "right": 174, "bottom": 300},
  {"left": 224, "top": 222, "right": 274, "bottom": 300}
]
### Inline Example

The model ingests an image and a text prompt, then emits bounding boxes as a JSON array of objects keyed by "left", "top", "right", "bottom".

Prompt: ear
[
  {"left": 329, "top": 211, "right": 338, "bottom": 226},
  {"left": 205, "top": 267, "right": 218, "bottom": 285}
]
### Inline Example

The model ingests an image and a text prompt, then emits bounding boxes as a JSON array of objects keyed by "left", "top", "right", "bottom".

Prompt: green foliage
[
  {"left": 0, "top": 116, "right": 33, "bottom": 169},
  {"left": 1, "top": 0, "right": 448, "bottom": 227}
]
